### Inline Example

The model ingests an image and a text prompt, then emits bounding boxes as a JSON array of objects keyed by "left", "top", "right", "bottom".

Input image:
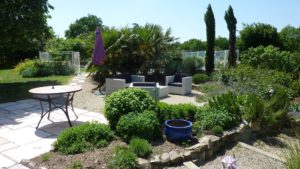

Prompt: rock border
[{"left": 139, "top": 122, "right": 251, "bottom": 169}]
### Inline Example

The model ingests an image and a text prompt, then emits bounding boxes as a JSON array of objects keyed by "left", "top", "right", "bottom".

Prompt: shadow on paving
[
  {"left": 0, "top": 80, "right": 63, "bottom": 103},
  {"left": 36, "top": 121, "right": 86, "bottom": 137}
]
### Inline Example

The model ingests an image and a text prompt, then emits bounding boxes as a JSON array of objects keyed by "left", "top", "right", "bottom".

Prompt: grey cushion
[
  {"left": 132, "top": 82, "right": 156, "bottom": 87},
  {"left": 168, "top": 82, "right": 182, "bottom": 87}
]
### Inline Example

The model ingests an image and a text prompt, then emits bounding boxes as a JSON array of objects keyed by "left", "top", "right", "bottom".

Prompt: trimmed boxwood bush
[
  {"left": 108, "top": 148, "right": 138, "bottom": 169},
  {"left": 194, "top": 106, "right": 241, "bottom": 131},
  {"left": 157, "top": 102, "right": 198, "bottom": 124},
  {"left": 105, "top": 88, "right": 157, "bottom": 129},
  {"left": 192, "top": 73, "right": 210, "bottom": 84},
  {"left": 116, "top": 111, "right": 161, "bottom": 142},
  {"left": 53, "top": 122, "right": 113, "bottom": 154},
  {"left": 129, "top": 138, "right": 152, "bottom": 158}
]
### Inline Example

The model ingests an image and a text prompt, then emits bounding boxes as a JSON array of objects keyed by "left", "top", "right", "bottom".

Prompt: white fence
[
  {"left": 182, "top": 50, "right": 239, "bottom": 67},
  {"left": 39, "top": 51, "right": 80, "bottom": 74}
]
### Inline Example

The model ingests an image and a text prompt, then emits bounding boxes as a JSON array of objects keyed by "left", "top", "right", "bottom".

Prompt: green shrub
[
  {"left": 22, "top": 66, "right": 38, "bottom": 77},
  {"left": 157, "top": 102, "right": 198, "bottom": 124},
  {"left": 237, "top": 94, "right": 265, "bottom": 122},
  {"left": 108, "top": 149, "right": 138, "bottom": 169},
  {"left": 68, "top": 161, "right": 83, "bottom": 169},
  {"left": 129, "top": 138, "right": 152, "bottom": 158},
  {"left": 41, "top": 152, "right": 52, "bottom": 162},
  {"left": 212, "top": 125, "right": 223, "bottom": 135},
  {"left": 194, "top": 106, "right": 240, "bottom": 131},
  {"left": 116, "top": 111, "right": 161, "bottom": 142},
  {"left": 240, "top": 45, "right": 300, "bottom": 76},
  {"left": 208, "top": 92, "right": 240, "bottom": 116},
  {"left": 286, "top": 141, "right": 300, "bottom": 169},
  {"left": 192, "top": 73, "right": 210, "bottom": 84},
  {"left": 15, "top": 59, "right": 75, "bottom": 77},
  {"left": 104, "top": 88, "right": 157, "bottom": 129},
  {"left": 14, "top": 59, "right": 35, "bottom": 74},
  {"left": 220, "top": 65, "right": 296, "bottom": 99},
  {"left": 53, "top": 122, "right": 113, "bottom": 154}
]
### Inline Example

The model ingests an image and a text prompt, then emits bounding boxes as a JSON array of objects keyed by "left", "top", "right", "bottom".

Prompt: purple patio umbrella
[{"left": 92, "top": 27, "right": 106, "bottom": 65}]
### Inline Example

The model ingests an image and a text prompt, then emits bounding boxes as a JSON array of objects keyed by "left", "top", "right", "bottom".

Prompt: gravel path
[{"left": 71, "top": 74, "right": 105, "bottom": 113}]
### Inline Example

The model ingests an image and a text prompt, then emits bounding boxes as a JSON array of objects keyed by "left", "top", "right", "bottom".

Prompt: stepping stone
[{"left": 183, "top": 161, "right": 199, "bottom": 169}]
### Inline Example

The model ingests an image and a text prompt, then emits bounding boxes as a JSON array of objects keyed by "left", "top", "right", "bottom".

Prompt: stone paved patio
[{"left": 0, "top": 99, "right": 107, "bottom": 168}]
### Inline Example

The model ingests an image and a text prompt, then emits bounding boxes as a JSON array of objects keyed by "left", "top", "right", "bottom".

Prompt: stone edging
[{"left": 138, "top": 122, "right": 251, "bottom": 169}]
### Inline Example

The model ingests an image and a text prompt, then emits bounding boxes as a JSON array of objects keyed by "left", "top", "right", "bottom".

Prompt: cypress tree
[
  {"left": 204, "top": 4, "right": 215, "bottom": 75},
  {"left": 225, "top": 6, "right": 237, "bottom": 67}
]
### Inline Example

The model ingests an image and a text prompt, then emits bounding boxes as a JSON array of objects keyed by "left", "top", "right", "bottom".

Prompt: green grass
[
  {"left": 0, "top": 69, "right": 72, "bottom": 103},
  {"left": 196, "top": 81, "right": 232, "bottom": 102}
]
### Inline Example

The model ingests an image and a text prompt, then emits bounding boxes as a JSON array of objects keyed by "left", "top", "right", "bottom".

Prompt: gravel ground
[
  {"left": 72, "top": 74, "right": 105, "bottom": 113},
  {"left": 170, "top": 144, "right": 285, "bottom": 169}
]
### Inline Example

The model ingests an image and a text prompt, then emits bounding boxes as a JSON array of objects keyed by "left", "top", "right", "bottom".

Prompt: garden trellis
[{"left": 39, "top": 51, "right": 80, "bottom": 74}]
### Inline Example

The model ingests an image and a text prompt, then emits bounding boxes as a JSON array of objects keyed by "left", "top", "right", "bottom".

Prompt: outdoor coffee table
[{"left": 29, "top": 85, "right": 82, "bottom": 129}]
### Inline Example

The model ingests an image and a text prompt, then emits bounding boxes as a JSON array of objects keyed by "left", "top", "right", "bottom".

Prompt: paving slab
[
  {"left": 1, "top": 127, "right": 53, "bottom": 146},
  {"left": 2, "top": 138, "right": 55, "bottom": 162},
  {"left": 0, "top": 102, "right": 17, "bottom": 108},
  {"left": 0, "top": 142, "right": 19, "bottom": 152},
  {"left": 0, "top": 154, "right": 16, "bottom": 168},
  {"left": 8, "top": 164, "right": 30, "bottom": 169},
  {"left": 2, "top": 103, "right": 35, "bottom": 112}
]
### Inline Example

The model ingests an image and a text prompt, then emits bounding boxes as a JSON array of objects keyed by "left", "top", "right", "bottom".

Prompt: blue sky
[{"left": 48, "top": 0, "right": 300, "bottom": 42}]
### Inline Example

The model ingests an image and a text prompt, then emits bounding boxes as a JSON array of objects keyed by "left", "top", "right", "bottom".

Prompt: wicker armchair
[
  {"left": 105, "top": 75, "right": 145, "bottom": 95},
  {"left": 165, "top": 75, "right": 192, "bottom": 95}
]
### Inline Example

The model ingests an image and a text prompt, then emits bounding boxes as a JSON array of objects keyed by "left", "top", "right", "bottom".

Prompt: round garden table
[{"left": 29, "top": 85, "right": 82, "bottom": 129}]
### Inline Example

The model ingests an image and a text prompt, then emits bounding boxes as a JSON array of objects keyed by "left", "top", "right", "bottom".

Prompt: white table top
[{"left": 29, "top": 85, "right": 82, "bottom": 95}]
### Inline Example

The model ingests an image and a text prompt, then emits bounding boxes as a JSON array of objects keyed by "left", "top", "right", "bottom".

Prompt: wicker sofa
[
  {"left": 105, "top": 74, "right": 145, "bottom": 95},
  {"left": 165, "top": 74, "right": 192, "bottom": 95}
]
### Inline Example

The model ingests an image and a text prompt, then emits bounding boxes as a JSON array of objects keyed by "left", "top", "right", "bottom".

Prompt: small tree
[
  {"left": 239, "top": 23, "right": 281, "bottom": 51},
  {"left": 204, "top": 4, "right": 215, "bottom": 75},
  {"left": 225, "top": 5, "right": 237, "bottom": 67},
  {"left": 65, "top": 14, "right": 103, "bottom": 38}
]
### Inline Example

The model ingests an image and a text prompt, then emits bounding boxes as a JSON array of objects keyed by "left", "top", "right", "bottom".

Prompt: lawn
[{"left": 0, "top": 69, "right": 73, "bottom": 103}]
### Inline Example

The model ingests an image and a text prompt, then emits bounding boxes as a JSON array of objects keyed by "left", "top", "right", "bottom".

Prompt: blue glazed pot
[{"left": 164, "top": 119, "right": 192, "bottom": 142}]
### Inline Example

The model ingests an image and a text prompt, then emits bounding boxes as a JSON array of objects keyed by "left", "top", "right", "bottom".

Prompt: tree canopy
[
  {"left": 0, "top": 0, "right": 53, "bottom": 67},
  {"left": 225, "top": 5, "right": 237, "bottom": 67},
  {"left": 239, "top": 23, "right": 281, "bottom": 51},
  {"left": 180, "top": 39, "right": 206, "bottom": 51},
  {"left": 280, "top": 25, "right": 300, "bottom": 52},
  {"left": 204, "top": 4, "right": 215, "bottom": 75},
  {"left": 65, "top": 14, "right": 103, "bottom": 38}
]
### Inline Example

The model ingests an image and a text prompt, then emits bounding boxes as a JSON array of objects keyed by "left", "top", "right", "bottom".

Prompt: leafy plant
[
  {"left": 157, "top": 102, "right": 198, "bottom": 124},
  {"left": 53, "top": 122, "right": 113, "bottom": 154},
  {"left": 14, "top": 59, "right": 75, "bottom": 77},
  {"left": 240, "top": 45, "right": 300, "bottom": 76},
  {"left": 208, "top": 92, "right": 240, "bottom": 116},
  {"left": 104, "top": 88, "right": 156, "bottom": 129},
  {"left": 237, "top": 94, "right": 265, "bottom": 122},
  {"left": 41, "top": 152, "right": 52, "bottom": 162},
  {"left": 108, "top": 148, "right": 138, "bottom": 169},
  {"left": 285, "top": 141, "right": 300, "bottom": 169},
  {"left": 194, "top": 106, "right": 240, "bottom": 131},
  {"left": 212, "top": 125, "right": 223, "bottom": 135},
  {"left": 192, "top": 73, "right": 210, "bottom": 84},
  {"left": 116, "top": 111, "right": 161, "bottom": 142},
  {"left": 68, "top": 161, "right": 83, "bottom": 169},
  {"left": 129, "top": 138, "right": 152, "bottom": 158}
]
